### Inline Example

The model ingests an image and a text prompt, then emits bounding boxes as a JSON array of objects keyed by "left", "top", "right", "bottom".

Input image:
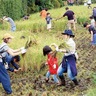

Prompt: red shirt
[{"left": 47, "top": 54, "right": 58, "bottom": 74}]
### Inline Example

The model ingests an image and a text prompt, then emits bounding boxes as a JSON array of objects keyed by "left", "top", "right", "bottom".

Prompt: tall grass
[
  {"left": 0, "top": 5, "right": 95, "bottom": 71},
  {"left": 0, "top": 4, "right": 96, "bottom": 96}
]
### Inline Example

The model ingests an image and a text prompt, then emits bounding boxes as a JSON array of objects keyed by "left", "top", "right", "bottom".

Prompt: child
[
  {"left": 5, "top": 54, "right": 21, "bottom": 72},
  {"left": 57, "top": 7, "right": 76, "bottom": 31},
  {"left": 83, "top": 22, "right": 96, "bottom": 47},
  {"left": 89, "top": 16, "right": 95, "bottom": 28},
  {"left": 45, "top": 13, "right": 52, "bottom": 31},
  {"left": 43, "top": 45, "right": 60, "bottom": 84}
]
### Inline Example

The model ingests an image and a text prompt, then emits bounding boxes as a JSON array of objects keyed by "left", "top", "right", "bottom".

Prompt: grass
[{"left": 0, "top": 4, "right": 96, "bottom": 96}]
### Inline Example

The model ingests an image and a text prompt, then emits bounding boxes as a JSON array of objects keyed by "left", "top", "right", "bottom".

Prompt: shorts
[{"left": 47, "top": 23, "right": 51, "bottom": 29}]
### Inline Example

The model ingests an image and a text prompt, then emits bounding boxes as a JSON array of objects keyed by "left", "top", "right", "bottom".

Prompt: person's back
[
  {"left": 3, "top": 16, "right": 16, "bottom": 31},
  {"left": 7, "top": 17, "right": 15, "bottom": 27},
  {"left": 89, "top": 16, "right": 95, "bottom": 27},
  {"left": 63, "top": 10, "right": 74, "bottom": 20},
  {"left": 91, "top": 19, "right": 95, "bottom": 27},
  {"left": 93, "top": 8, "right": 96, "bottom": 17},
  {"left": 40, "top": 9, "right": 47, "bottom": 19}
]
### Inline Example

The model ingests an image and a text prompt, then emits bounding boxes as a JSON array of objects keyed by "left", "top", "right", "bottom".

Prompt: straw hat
[{"left": 3, "top": 33, "right": 14, "bottom": 39}]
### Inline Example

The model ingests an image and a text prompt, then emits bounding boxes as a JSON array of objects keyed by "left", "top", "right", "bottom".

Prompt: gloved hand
[
  {"left": 21, "top": 48, "right": 27, "bottom": 54},
  {"left": 56, "top": 46, "right": 59, "bottom": 51},
  {"left": 5, "top": 62, "right": 9, "bottom": 69},
  {"left": 58, "top": 49, "right": 63, "bottom": 52},
  {"left": 20, "top": 47, "right": 25, "bottom": 50}
]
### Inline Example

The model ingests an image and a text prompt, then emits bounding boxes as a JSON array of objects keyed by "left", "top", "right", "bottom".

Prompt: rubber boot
[
  {"left": 58, "top": 75, "right": 65, "bottom": 86},
  {"left": 45, "top": 78, "right": 49, "bottom": 83},
  {"left": 72, "top": 78, "right": 78, "bottom": 85}
]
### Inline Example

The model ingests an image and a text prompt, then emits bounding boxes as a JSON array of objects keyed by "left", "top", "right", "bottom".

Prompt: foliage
[
  {"left": 0, "top": 0, "right": 27, "bottom": 20},
  {"left": 51, "top": 0, "right": 60, "bottom": 8},
  {"left": 0, "top": 4, "right": 96, "bottom": 96}
]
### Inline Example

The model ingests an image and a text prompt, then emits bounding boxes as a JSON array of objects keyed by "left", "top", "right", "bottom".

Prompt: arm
[
  {"left": 50, "top": 51, "right": 57, "bottom": 57},
  {"left": 56, "top": 16, "right": 63, "bottom": 20},
  {"left": 90, "top": 31, "right": 93, "bottom": 41},
  {"left": 10, "top": 48, "right": 21, "bottom": 53},
  {"left": 7, "top": 48, "right": 22, "bottom": 57},
  {"left": 59, "top": 49, "right": 67, "bottom": 53}
]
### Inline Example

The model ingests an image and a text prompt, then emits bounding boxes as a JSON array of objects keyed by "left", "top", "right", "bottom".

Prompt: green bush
[
  {"left": 58, "top": 0, "right": 64, "bottom": 7},
  {"left": 0, "top": 0, "right": 27, "bottom": 20},
  {"left": 51, "top": 0, "right": 60, "bottom": 8}
]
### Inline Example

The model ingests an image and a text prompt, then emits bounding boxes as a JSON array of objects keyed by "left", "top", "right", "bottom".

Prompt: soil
[{"left": 0, "top": 25, "right": 96, "bottom": 96}]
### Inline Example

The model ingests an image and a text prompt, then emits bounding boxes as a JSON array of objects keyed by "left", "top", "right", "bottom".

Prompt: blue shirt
[
  {"left": 89, "top": 25, "right": 96, "bottom": 34},
  {"left": 46, "top": 16, "right": 52, "bottom": 24},
  {"left": 6, "top": 17, "right": 16, "bottom": 28}
]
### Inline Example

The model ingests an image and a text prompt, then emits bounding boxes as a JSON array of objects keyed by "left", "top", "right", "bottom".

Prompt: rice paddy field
[{"left": 0, "top": 4, "right": 96, "bottom": 96}]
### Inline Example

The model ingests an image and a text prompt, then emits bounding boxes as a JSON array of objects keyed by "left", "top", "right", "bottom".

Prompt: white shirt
[
  {"left": 91, "top": 19, "right": 95, "bottom": 27},
  {"left": 87, "top": 0, "right": 91, "bottom": 4},
  {"left": 64, "top": 38, "right": 76, "bottom": 56}
]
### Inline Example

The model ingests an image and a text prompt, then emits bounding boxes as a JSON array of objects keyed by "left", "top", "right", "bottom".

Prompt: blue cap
[{"left": 62, "top": 30, "right": 75, "bottom": 37}]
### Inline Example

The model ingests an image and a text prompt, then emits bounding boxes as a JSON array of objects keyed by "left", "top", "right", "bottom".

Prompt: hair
[
  {"left": 13, "top": 55, "right": 20, "bottom": 62},
  {"left": 65, "top": 7, "right": 69, "bottom": 10},
  {"left": 3, "top": 38, "right": 10, "bottom": 43},
  {"left": 43, "top": 45, "right": 52, "bottom": 56},
  {"left": 89, "top": 16, "right": 94, "bottom": 19},
  {"left": 83, "top": 22, "right": 88, "bottom": 27},
  {"left": 45, "top": 8, "right": 48, "bottom": 11},
  {"left": 47, "top": 12, "right": 50, "bottom": 16}
]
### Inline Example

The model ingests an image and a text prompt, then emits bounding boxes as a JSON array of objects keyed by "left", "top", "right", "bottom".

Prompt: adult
[
  {"left": 22, "top": 14, "right": 30, "bottom": 20},
  {"left": 83, "top": 22, "right": 96, "bottom": 47},
  {"left": 76, "top": 0, "right": 79, "bottom": 5},
  {"left": 92, "top": 7, "right": 96, "bottom": 25},
  {"left": 87, "top": 0, "right": 92, "bottom": 9},
  {"left": 5, "top": 54, "right": 21, "bottom": 72},
  {"left": 58, "top": 7, "right": 76, "bottom": 31},
  {"left": 89, "top": 16, "right": 95, "bottom": 28},
  {"left": 67, "top": 0, "right": 74, "bottom": 6},
  {"left": 2, "top": 16, "right": 16, "bottom": 32},
  {"left": 57, "top": 30, "right": 78, "bottom": 86},
  {"left": 0, "top": 33, "right": 26, "bottom": 94},
  {"left": 40, "top": 8, "right": 48, "bottom": 19}
]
